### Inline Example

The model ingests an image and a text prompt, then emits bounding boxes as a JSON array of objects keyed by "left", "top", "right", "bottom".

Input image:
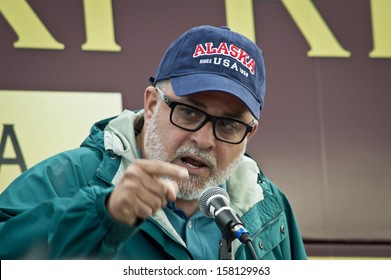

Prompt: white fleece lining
[{"left": 104, "top": 110, "right": 144, "bottom": 186}]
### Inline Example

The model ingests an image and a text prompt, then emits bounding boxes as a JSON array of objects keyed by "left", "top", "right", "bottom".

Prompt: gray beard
[{"left": 143, "top": 103, "right": 245, "bottom": 201}]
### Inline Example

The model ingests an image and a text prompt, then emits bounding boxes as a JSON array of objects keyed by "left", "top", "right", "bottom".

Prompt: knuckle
[{"left": 124, "top": 164, "right": 141, "bottom": 177}]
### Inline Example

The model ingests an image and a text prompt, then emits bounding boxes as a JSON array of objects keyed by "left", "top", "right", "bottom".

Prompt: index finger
[{"left": 132, "top": 159, "right": 189, "bottom": 181}]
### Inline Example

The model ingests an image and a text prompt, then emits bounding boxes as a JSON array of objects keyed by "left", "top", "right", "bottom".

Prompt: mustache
[{"left": 175, "top": 144, "right": 217, "bottom": 170}]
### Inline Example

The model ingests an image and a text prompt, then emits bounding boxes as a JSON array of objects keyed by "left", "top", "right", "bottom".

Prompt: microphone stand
[{"left": 218, "top": 232, "right": 235, "bottom": 260}]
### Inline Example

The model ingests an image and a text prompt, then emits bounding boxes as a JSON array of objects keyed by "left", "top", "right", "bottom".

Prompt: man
[{"left": 0, "top": 25, "right": 307, "bottom": 259}]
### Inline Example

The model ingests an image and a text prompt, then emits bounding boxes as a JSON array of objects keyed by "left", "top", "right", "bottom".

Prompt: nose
[{"left": 189, "top": 121, "right": 216, "bottom": 150}]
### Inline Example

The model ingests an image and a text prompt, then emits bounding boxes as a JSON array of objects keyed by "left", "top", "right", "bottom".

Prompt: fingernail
[{"left": 179, "top": 167, "right": 189, "bottom": 178}]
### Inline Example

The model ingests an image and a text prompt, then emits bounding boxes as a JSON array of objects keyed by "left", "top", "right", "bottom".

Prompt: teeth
[{"left": 185, "top": 162, "right": 200, "bottom": 168}]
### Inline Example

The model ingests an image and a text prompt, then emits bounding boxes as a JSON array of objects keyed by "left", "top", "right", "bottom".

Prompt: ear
[
  {"left": 143, "top": 86, "right": 158, "bottom": 125},
  {"left": 246, "top": 122, "right": 259, "bottom": 141}
]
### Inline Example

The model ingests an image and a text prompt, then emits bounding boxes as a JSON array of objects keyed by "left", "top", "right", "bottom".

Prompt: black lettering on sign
[{"left": 0, "top": 124, "right": 27, "bottom": 172}]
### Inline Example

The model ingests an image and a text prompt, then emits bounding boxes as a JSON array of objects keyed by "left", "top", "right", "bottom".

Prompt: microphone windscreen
[{"left": 198, "top": 187, "right": 230, "bottom": 218}]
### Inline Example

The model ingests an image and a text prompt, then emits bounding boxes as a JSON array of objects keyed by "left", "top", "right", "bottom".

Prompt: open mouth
[{"left": 181, "top": 156, "right": 208, "bottom": 169}]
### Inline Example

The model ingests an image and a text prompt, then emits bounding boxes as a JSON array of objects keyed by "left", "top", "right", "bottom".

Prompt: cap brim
[{"left": 170, "top": 74, "right": 261, "bottom": 119}]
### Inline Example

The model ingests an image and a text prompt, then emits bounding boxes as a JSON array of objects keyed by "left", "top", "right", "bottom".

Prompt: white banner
[{"left": 1, "top": 260, "right": 390, "bottom": 280}]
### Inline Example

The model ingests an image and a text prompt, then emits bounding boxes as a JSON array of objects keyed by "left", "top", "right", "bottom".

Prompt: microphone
[{"left": 199, "top": 187, "right": 251, "bottom": 243}]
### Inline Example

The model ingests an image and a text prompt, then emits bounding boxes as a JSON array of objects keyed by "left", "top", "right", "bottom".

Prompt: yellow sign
[
  {"left": 0, "top": 90, "right": 122, "bottom": 192},
  {"left": 224, "top": 0, "right": 391, "bottom": 58},
  {"left": 1, "top": 0, "right": 390, "bottom": 56},
  {"left": 0, "top": 0, "right": 120, "bottom": 51}
]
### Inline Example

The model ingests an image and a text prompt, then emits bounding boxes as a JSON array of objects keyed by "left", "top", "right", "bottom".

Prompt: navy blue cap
[{"left": 150, "top": 25, "right": 266, "bottom": 119}]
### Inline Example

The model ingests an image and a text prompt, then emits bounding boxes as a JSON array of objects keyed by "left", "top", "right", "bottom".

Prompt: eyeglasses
[{"left": 155, "top": 87, "right": 254, "bottom": 144}]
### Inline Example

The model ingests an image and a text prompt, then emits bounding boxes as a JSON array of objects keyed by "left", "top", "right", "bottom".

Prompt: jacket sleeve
[{"left": 0, "top": 148, "right": 135, "bottom": 259}]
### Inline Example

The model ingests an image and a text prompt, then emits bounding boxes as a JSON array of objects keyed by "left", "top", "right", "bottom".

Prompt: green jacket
[{"left": 0, "top": 110, "right": 307, "bottom": 260}]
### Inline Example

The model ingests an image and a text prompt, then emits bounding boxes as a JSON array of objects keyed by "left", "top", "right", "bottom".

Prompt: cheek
[
  {"left": 156, "top": 118, "right": 188, "bottom": 151},
  {"left": 215, "top": 144, "right": 245, "bottom": 168}
]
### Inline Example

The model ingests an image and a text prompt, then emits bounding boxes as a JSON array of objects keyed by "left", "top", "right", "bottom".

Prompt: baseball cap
[{"left": 150, "top": 25, "right": 266, "bottom": 119}]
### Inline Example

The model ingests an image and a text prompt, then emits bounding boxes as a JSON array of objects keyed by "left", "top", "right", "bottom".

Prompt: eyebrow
[{"left": 186, "top": 97, "right": 247, "bottom": 120}]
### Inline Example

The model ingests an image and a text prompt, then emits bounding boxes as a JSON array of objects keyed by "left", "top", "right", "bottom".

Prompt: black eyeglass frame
[{"left": 155, "top": 87, "right": 254, "bottom": 144}]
